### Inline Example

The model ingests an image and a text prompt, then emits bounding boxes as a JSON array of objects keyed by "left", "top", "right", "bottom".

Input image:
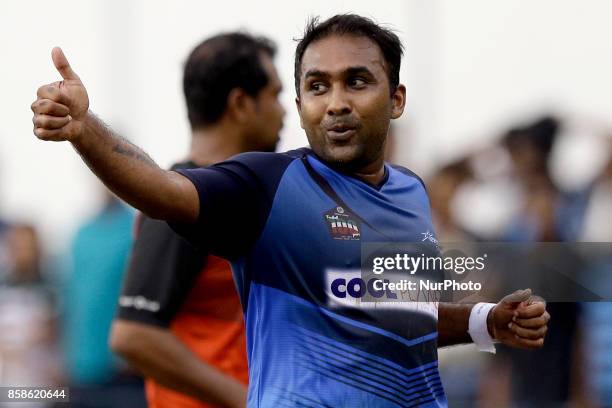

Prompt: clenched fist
[
  {"left": 489, "top": 288, "right": 550, "bottom": 349},
  {"left": 31, "top": 47, "right": 89, "bottom": 142}
]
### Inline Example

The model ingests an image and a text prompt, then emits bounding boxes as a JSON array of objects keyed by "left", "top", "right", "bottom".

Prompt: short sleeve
[
  {"left": 117, "top": 214, "right": 206, "bottom": 327},
  {"left": 169, "top": 151, "right": 295, "bottom": 260}
]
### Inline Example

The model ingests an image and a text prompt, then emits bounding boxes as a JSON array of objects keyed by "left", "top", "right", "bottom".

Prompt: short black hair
[
  {"left": 504, "top": 115, "right": 561, "bottom": 158},
  {"left": 183, "top": 32, "right": 276, "bottom": 128},
  {"left": 294, "top": 14, "right": 403, "bottom": 96}
]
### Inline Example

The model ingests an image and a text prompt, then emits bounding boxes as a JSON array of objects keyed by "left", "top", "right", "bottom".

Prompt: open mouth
[{"left": 326, "top": 125, "right": 357, "bottom": 141}]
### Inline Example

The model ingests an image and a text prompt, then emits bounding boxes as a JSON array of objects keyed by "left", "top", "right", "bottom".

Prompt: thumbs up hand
[
  {"left": 31, "top": 47, "right": 89, "bottom": 142},
  {"left": 487, "top": 289, "right": 550, "bottom": 349}
]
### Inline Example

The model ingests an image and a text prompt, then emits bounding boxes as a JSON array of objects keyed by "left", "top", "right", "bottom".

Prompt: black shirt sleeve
[
  {"left": 116, "top": 214, "right": 207, "bottom": 327},
  {"left": 169, "top": 151, "right": 296, "bottom": 260}
]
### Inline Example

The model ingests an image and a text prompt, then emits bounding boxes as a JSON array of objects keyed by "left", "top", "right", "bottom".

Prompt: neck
[
  {"left": 188, "top": 123, "right": 244, "bottom": 166},
  {"left": 317, "top": 152, "right": 387, "bottom": 186},
  {"left": 353, "top": 158, "right": 386, "bottom": 186},
  {"left": 324, "top": 157, "right": 386, "bottom": 186}
]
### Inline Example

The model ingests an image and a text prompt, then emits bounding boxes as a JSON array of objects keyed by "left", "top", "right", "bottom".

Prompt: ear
[
  {"left": 227, "top": 88, "right": 256, "bottom": 123},
  {"left": 295, "top": 96, "right": 305, "bottom": 129},
  {"left": 390, "top": 84, "right": 406, "bottom": 120}
]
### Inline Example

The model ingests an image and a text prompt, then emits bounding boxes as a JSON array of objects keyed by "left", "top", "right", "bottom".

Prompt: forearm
[
  {"left": 437, "top": 303, "right": 473, "bottom": 347},
  {"left": 71, "top": 112, "right": 196, "bottom": 221},
  {"left": 111, "top": 321, "right": 246, "bottom": 407}
]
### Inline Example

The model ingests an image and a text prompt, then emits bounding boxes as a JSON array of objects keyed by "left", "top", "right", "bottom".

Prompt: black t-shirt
[{"left": 116, "top": 161, "right": 207, "bottom": 327}]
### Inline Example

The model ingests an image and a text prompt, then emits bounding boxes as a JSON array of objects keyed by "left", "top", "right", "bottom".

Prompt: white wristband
[{"left": 468, "top": 302, "right": 497, "bottom": 353}]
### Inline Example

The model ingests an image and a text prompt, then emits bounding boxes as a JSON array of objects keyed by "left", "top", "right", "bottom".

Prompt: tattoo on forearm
[
  {"left": 112, "top": 141, "right": 156, "bottom": 166},
  {"left": 84, "top": 113, "right": 158, "bottom": 167}
]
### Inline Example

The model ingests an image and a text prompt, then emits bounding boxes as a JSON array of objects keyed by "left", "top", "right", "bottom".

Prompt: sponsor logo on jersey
[
  {"left": 421, "top": 230, "right": 437, "bottom": 244},
  {"left": 421, "top": 230, "right": 441, "bottom": 250},
  {"left": 324, "top": 269, "right": 438, "bottom": 317},
  {"left": 324, "top": 206, "right": 360, "bottom": 240}
]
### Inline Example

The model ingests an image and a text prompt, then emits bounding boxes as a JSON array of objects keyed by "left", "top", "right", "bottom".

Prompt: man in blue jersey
[{"left": 31, "top": 14, "right": 549, "bottom": 407}]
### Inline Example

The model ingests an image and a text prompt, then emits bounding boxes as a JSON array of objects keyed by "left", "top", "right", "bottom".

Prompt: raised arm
[{"left": 31, "top": 47, "right": 198, "bottom": 222}]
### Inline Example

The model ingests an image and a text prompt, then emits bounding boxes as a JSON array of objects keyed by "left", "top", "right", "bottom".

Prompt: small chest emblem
[{"left": 324, "top": 206, "right": 361, "bottom": 241}]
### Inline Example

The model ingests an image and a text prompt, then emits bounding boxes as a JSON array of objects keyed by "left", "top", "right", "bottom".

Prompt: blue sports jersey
[{"left": 172, "top": 148, "right": 447, "bottom": 408}]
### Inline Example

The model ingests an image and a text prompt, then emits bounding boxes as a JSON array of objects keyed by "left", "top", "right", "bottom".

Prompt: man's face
[
  {"left": 246, "top": 54, "right": 285, "bottom": 152},
  {"left": 296, "top": 34, "right": 405, "bottom": 171}
]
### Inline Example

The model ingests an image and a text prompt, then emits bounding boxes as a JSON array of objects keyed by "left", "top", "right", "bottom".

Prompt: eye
[
  {"left": 348, "top": 77, "right": 367, "bottom": 88},
  {"left": 309, "top": 82, "right": 328, "bottom": 94}
]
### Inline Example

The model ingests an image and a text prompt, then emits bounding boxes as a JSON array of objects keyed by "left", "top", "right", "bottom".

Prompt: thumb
[
  {"left": 52, "top": 47, "right": 80, "bottom": 81},
  {"left": 500, "top": 288, "right": 532, "bottom": 308}
]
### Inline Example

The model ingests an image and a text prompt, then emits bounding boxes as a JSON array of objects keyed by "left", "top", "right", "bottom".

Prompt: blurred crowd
[
  {"left": 0, "top": 112, "right": 610, "bottom": 407},
  {"left": 427, "top": 114, "right": 612, "bottom": 408},
  {"left": 0, "top": 192, "right": 143, "bottom": 407}
]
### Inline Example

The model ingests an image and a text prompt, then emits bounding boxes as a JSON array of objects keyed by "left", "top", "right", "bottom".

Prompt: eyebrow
[
  {"left": 303, "top": 69, "right": 329, "bottom": 80},
  {"left": 303, "top": 66, "right": 375, "bottom": 80},
  {"left": 344, "top": 66, "right": 375, "bottom": 77}
]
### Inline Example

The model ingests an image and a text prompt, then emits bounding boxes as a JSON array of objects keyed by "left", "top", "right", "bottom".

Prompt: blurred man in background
[
  {"left": 493, "top": 117, "right": 587, "bottom": 408},
  {"left": 110, "top": 32, "right": 284, "bottom": 408},
  {"left": 576, "top": 136, "right": 612, "bottom": 407},
  {"left": 428, "top": 159, "right": 474, "bottom": 242},
  {"left": 64, "top": 192, "right": 140, "bottom": 407},
  {"left": 0, "top": 223, "right": 61, "bottom": 392},
  {"left": 0, "top": 215, "right": 11, "bottom": 281}
]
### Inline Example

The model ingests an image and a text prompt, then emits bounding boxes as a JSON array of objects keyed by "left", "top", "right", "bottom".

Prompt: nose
[{"left": 326, "top": 87, "right": 352, "bottom": 116}]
